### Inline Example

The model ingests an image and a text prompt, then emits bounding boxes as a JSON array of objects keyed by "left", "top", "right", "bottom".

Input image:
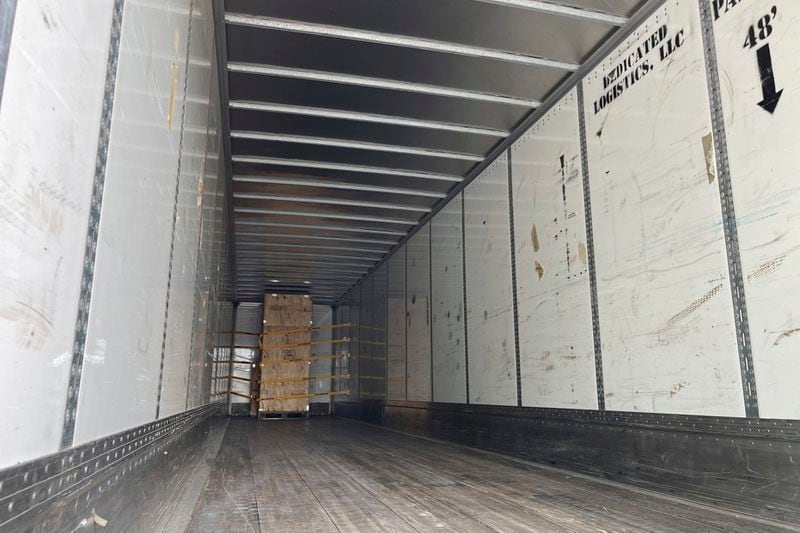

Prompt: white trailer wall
[
  {"left": 583, "top": 0, "right": 743, "bottom": 416},
  {"left": 510, "top": 89, "right": 597, "bottom": 409},
  {"left": 387, "top": 246, "right": 407, "bottom": 400},
  {"left": 0, "top": 0, "right": 232, "bottom": 468},
  {"left": 0, "top": 0, "right": 116, "bottom": 468},
  {"left": 406, "top": 226, "right": 432, "bottom": 401},
  {"left": 339, "top": 0, "right": 800, "bottom": 423},
  {"left": 464, "top": 156, "right": 517, "bottom": 406},
  {"left": 431, "top": 201, "right": 467, "bottom": 404},
  {"left": 712, "top": 0, "right": 800, "bottom": 419}
]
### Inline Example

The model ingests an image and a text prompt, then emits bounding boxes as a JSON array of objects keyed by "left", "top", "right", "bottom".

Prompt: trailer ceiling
[{"left": 220, "top": 0, "right": 644, "bottom": 303}]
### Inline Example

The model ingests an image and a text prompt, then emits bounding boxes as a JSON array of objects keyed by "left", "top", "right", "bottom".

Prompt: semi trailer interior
[{"left": 1, "top": 0, "right": 799, "bottom": 531}]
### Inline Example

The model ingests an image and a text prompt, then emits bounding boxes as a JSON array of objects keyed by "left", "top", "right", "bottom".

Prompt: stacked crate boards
[{"left": 260, "top": 294, "right": 312, "bottom": 416}]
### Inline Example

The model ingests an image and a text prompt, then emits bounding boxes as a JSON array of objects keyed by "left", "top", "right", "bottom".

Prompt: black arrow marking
[{"left": 756, "top": 43, "right": 783, "bottom": 114}]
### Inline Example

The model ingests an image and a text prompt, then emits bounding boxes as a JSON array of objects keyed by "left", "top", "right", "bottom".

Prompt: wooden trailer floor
[{"left": 185, "top": 417, "right": 793, "bottom": 532}]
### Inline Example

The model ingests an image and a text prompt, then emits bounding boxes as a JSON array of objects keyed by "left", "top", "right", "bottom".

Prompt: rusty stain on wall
[
  {"left": 531, "top": 224, "right": 540, "bottom": 252},
  {"left": 702, "top": 133, "right": 716, "bottom": 184},
  {"left": 534, "top": 261, "right": 545, "bottom": 280},
  {"left": 578, "top": 242, "right": 588, "bottom": 264}
]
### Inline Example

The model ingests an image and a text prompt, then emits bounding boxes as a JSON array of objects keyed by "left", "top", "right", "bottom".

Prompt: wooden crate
[{"left": 260, "top": 294, "right": 313, "bottom": 414}]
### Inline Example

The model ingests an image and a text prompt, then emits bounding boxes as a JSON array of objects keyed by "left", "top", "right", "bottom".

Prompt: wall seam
[
  {"left": 60, "top": 0, "right": 126, "bottom": 449},
  {"left": 576, "top": 83, "right": 606, "bottom": 411},
  {"left": 404, "top": 245, "right": 409, "bottom": 401},
  {"left": 697, "top": 0, "right": 758, "bottom": 418},
  {"left": 154, "top": 0, "right": 195, "bottom": 419},
  {"left": 506, "top": 151, "right": 523, "bottom": 407},
  {"left": 461, "top": 193, "right": 470, "bottom": 404},
  {"left": 429, "top": 224, "right": 434, "bottom": 402}
]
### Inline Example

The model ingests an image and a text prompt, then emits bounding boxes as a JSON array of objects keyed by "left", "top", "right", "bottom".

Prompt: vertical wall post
[
  {"left": 461, "top": 193, "right": 470, "bottom": 404},
  {"left": 506, "top": 151, "right": 523, "bottom": 407},
  {"left": 576, "top": 83, "right": 606, "bottom": 411},
  {"left": 429, "top": 224, "right": 434, "bottom": 402},
  {"left": 697, "top": 0, "right": 759, "bottom": 418},
  {"left": 60, "top": 0, "right": 126, "bottom": 449}
]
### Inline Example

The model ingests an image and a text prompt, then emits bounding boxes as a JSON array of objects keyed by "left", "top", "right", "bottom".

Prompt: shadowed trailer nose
[{"left": 1, "top": 0, "right": 800, "bottom": 531}]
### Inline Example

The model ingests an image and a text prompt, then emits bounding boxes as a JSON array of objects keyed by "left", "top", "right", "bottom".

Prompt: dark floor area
[{"left": 185, "top": 417, "right": 797, "bottom": 532}]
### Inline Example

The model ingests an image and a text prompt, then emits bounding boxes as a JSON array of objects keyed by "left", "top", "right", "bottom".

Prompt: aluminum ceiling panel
[
  {"left": 235, "top": 211, "right": 414, "bottom": 234},
  {"left": 234, "top": 197, "right": 425, "bottom": 225},
  {"left": 233, "top": 181, "right": 439, "bottom": 211},
  {"left": 233, "top": 162, "right": 453, "bottom": 195},
  {"left": 226, "top": 72, "right": 522, "bottom": 132},
  {"left": 220, "top": 0, "right": 648, "bottom": 301},
  {"left": 230, "top": 137, "right": 476, "bottom": 176},
  {"left": 234, "top": 221, "right": 403, "bottom": 243},
  {"left": 225, "top": 0, "right": 624, "bottom": 63},
  {"left": 225, "top": 26, "right": 569, "bottom": 102},
  {"left": 228, "top": 123, "right": 493, "bottom": 172}
]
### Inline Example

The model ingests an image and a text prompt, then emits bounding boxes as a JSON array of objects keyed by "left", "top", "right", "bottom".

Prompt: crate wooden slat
[{"left": 260, "top": 294, "right": 313, "bottom": 414}]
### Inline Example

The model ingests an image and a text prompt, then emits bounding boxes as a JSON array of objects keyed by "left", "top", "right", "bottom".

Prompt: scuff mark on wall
[
  {"left": 773, "top": 328, "right": 800, "bottom": 347},
  {"left": 658, "top": 283, "right": 723, "bottom": 335},
  {"left": 0, "top": 301, "right": 53, "bottom": 351}
]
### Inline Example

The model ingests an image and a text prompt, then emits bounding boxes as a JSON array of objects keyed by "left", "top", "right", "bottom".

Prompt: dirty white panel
[
  {"left": 0, "top": 0, "right": 113, "bottom": 467},
  {"left": 406, "top": 225, "right": 432, "bottom": 401},
  {"left": 583, "top": 0, "right": 744, "bottom": 416},
  {"left": 358, "top": 274, "right": 374, "bottom": 399},
  {"left": 350, "top": 286, "right": 361, "bottom": 400},
  {"left": 510, "top": 89, "right": 598, "bottom": 409},
  {"left": 333, "top": 302, "right": 352, "bottom": 400},
  {"left": 310, "top": 304, "right": 332, "bottom": 402},
  {"left": 431, "top": 201, "right": 467, "bottom": 403},
  {"left": 464, "top": 157, "right": 518, "bottom": 406},
  {"left": 74, "top": 0, "right": 200, "bottom": 443},
  {"left": 713, "top": 0, "right": 800, "bottom": 419},
  {"left": 387, "top": 246, "right": 407, "bottom": 400},
  {"left": 371, "top": 263, "right": 388, "bottom": 400},
  {"left": 159, "top": 0, "right": 215, "bottom": 417},
  {"left": 229, "top": 303, "right": 261, "bottom": 405}
]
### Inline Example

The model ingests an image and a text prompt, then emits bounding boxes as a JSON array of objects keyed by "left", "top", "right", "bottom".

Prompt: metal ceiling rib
[{"left": 220, "top": 0, "right": 644, "bottom": 302}]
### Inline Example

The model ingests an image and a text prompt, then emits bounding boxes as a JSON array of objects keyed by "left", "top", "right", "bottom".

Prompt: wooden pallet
[
  {"left": 259, "top": 294, "right": 313, "bottom": 415},
  {"left": 258, "top": 411, "right": 309, "bottom": 420}
]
